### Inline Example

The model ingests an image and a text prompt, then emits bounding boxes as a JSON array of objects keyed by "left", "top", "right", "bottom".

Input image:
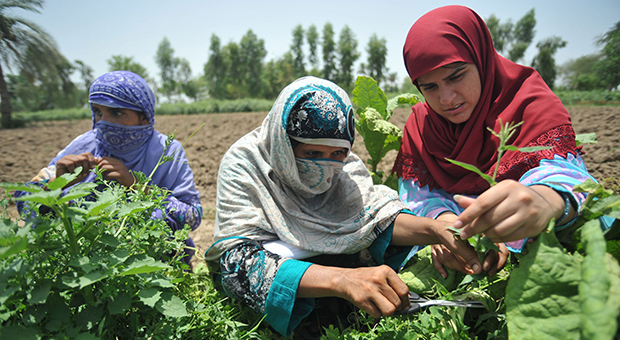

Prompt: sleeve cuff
[{"left": 265, "top": 259, "right": 314, "bottom": 337}]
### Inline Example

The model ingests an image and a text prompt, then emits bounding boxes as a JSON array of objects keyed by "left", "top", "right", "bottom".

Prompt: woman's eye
[
  {"left": 421, "top": 84, "right": 436, "bottom": 92},
  {"left": 450, "top": 73, "right": 465, "bottom": 81},
  {"left": 112, "top": 110, "right": 124, "bottom": 117}
]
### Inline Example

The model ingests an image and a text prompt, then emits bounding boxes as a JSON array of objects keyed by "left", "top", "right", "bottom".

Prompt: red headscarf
[{"left": 393, "top": 5, "right": 579, "bottom": 195}]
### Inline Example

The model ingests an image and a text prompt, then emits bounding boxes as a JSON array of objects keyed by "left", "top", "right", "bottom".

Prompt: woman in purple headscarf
[{"left": 16, "top": 71, "right": 202, "bottom": 263}]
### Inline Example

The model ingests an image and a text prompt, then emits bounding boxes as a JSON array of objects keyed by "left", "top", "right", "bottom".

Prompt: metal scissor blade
[{"left": 418, "top": 299, "right": 486, "bottom": 308}]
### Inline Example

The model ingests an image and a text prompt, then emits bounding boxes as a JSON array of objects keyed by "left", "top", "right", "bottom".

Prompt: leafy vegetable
[{"left": 352, "top": 75, "right": 420, "bottom": 190}]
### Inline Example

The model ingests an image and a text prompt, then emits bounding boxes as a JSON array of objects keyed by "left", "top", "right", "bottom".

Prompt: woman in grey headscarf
[{"left": 207, "top": 76, "right": 479, "bottom": 337}]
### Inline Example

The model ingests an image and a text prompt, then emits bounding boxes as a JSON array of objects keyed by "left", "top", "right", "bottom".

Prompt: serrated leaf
[
  {"left": 138, "top": 288, "right": 162, "bottom": 307},
  {"left": 150, "top": 279, "right": 175, "bottom": 288},
  {"left": 78, "top": 271, "right": 109, "bottom": 289},
  {"left": 56, "top": 190, "right": 91, "bottom": 205},
  {"left": 117, "top": 201, "right": 153, "bottom": 218},
  {"left": 119, "top": 258, "right": 170, "bottom": 276},
  {"left": 108, "top": 291, "right": 131, "bottom": 315},
  {"left": 0, "top": 324, "right": 41, "bottom": 340},
  {"left": 0, "top": 182, "right": 43, "bottom": 193},
  {"left": 352, "top": 76, "right": 387, "bottom": 116},
  {"left": 575, "top": 133, "right": 597, "bottom": 147},
  {"left": 386, "top": 93, "right": 420, "bottom": 120},
  {"left": 27, "top": 279, "right": 51, "bottom": 304},
  {"left": 0, "top": 236, "right": 28, "bottom": 261},
  {"left": 13, "top": 188, "right": 62, "bottom": 206},
  {"left": 46, "top": 167, "right": 82, "bottom": 190},
  {"left": 155, "top": 291, "right": 189, "bottom": 318}
]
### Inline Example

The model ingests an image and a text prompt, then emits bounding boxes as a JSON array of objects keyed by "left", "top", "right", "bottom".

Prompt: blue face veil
[
  {"left": 89, "top": 71, "right": 155, "bottom": 157},
  {"left": 48, "top": 71, "right": 199, "bottom": 205}
]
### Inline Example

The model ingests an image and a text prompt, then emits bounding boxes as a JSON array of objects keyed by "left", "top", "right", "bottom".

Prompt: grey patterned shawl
[{"left": 207, "top": 77, "right": 406, "bottom": 259}]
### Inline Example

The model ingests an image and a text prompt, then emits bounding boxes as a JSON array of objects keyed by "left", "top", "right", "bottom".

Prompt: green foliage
[
  {"left": 336, "top": 25, "right": 360, "bottom": 92},
  {"left": 555, "top": 90, "right": 620, "bottom": 105},
  {"left": 107, "top": 55, "right": 150, "bottom": 81},
  {"left": 399, "top": 246, "right": 458, "bottom": 295},
  {"left": 506, "top": 220, "right": 620, "bottom": 339},
  {"left": 597, "top": 20, "right": 620, "bottom": 90},
  {"left": 485, "top": 9, "right": 536, "bottom": 63},
  {"left": 351, "top": 75, "right": 419, "bottom": 190},
  {"left": 364, "top": 34, "right": 389, "bottom": 87},
  {"left": 532, "top": 36, "right": 567, "bottom": 89},
  {"left": 290, "top": 25, "right": 306, "bottom": 78},
  {"left": 322, "top": 23, "right": 337, "bottom": 82}
]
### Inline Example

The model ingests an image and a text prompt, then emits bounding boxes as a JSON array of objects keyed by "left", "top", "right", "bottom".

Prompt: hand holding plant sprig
[{"left": 445, "top": 120, "right": 554, "bottom": 265}]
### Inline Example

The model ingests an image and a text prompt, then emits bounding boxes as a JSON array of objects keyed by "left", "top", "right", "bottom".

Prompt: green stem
[{"left": 54, "top": 204, "right": 78, "bottom": 256}]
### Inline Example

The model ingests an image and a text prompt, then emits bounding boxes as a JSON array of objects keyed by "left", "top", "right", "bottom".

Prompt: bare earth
[{"left": 1, "top": 106, "right": 619, "bottom": 265}]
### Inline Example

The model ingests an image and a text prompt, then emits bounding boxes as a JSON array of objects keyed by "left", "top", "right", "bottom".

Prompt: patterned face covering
[
  {"left": 95, "top": 120, "right": 153, "bottom": 152},
  {"left": 295, "top": 158, "right": 345, "bottom": 194}
]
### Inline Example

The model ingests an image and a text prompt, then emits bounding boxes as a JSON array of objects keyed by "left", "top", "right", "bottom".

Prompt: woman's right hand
[
  {"left": 55, "top": 153, "right": 98, "bottom": 188},
  {"left": 298, "top": 264, "right": 411, "bottom": 318}
]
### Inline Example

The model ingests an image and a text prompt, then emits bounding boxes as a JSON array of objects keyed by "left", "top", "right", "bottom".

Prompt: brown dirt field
[{"left": 1, "top": 106, "right": 619, "bottom": 266}]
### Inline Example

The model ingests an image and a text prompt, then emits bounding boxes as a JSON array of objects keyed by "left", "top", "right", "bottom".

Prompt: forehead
[
  {"left": 296, "top": 143, "right": 347, "bottom": 152},
  {"left": 417, "top": 62, "right": 471, "bottom": 83}
]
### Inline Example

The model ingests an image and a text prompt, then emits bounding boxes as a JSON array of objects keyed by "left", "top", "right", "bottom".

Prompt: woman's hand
[
  {"left": 298, "top": 264, "right": 410, "bottom": 318},
  {"left": 97, "top": 156, "right": 136, "bottom": 188},
  {"left": 55, "top": 153, "right": 98, "bottom": 188},
  {"left": 454, "top": 180, "right": 569, "bottom": 243},
  {"left": 392, "top": 213, "right": 484, "bottom": 275},
  {"left": 432, "top": 212, "right": 507, "bottom": 277}
]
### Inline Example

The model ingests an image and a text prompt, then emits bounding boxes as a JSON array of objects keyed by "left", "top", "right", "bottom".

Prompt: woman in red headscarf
[{"left": 393, "top": 5, "right": 604, "bottom": 278}]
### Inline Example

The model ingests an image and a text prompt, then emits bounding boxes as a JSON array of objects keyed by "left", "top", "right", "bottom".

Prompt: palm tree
[{"left": 0, "top": 0, "right": 67, "bottom": 128}]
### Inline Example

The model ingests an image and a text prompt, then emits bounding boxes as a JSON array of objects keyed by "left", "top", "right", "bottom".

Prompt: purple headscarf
[{"left": 49, "top": 71, "right": 200, "bottom": 204}]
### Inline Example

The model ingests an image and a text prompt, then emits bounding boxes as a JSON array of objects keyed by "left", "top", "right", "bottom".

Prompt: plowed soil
[{"left": 1, "top": 106, "right": 619, "bottom": 265}]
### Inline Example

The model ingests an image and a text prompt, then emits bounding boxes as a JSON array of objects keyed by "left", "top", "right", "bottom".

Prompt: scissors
[{"left": 394, "top": 291, "right": 487, "bottom": 315}]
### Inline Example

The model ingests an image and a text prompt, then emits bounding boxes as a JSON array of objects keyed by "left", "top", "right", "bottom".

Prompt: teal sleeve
[
  {"left": 264, "top": 259, "right": 314, "bottom": 337},
  {"left": 368, "top": 212, "right": 414, "bottom": 271}
]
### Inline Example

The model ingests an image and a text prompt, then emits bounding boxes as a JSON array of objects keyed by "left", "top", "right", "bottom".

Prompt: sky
[{"left": 14, "top": 0, "right": 620, "bottom": 86}]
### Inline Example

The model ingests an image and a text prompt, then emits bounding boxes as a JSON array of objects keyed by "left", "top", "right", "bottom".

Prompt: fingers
[
  {"left": 431, "top": 244, "right": 472, "bottom": 277},
  {"left": 483, "top": 243, "right": 508, "bottom": 277},
  {"left": 339, "top": 266, "right": 409, "bottom": 318},
  {"left": 435, "top": 227, "right": 482, "bottom": 275},
  {"left": 56, "top": 153, "right": 97, "bottom": 177}
]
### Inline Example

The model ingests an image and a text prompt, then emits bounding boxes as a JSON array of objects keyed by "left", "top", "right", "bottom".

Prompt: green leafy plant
[
  {"left": 444, "top": 120, "right": 553, "bottom": 263},
  {"left": 351, "top": 75, "right": 420, "bottom": 190}
]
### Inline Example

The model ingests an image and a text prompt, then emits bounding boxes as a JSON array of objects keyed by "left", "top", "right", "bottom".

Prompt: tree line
[{"left": 1, "top": 1, "right": 619, "bottom": 128}]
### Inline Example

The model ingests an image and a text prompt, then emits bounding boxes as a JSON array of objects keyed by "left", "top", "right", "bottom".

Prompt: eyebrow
[{"left": 418, "top": 66, "right": 468, "bottom": 88}]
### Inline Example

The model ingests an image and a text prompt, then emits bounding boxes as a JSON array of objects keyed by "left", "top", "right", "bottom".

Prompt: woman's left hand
[
  {"left": 97, "top": 157, "right": 135, "bottom": 188},
  {"left": 454, "top": 180, "right": 566, "bottom": 243}
]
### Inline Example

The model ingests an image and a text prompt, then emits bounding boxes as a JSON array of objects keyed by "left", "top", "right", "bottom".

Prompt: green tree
[
  {"left": 291, "top": 25, "right": 306, "bottom": 78},
  {"left": 485, "top": 9, "right": 536, "bottom": 64},
  {"left": 531, "top": 36, "right": 567, "bottom": 89},
  {"left": 560, "top": 54, "right": 604, "bottom": 90},
  {"left": 74, "top": 60, "right": 94, "bottom": 91},
  {"left": 240, "top": 29, "right": 266, "bottom": 98},
  {"left": 486, "top": 14, "right": 513, "bottom": 53},
  {"left": 262, "top": 52, "right": 295, "bottom": 99},
  {"left": 322, "top": 22, "right": 336, "bottom": 81},
  {"left": 204, "top": 34, "right": 227, "bottom": 99},
  {"left": 222, "top": 41, "right": 243, "bottom": 98},
  {"left": 155, "top": 37, "right": 178, "bottom": 101},
  {"left": 508, "top": 8, "right": 536, "bottom": 63},
  {"left": 596, "top": 20, "right": 620, "bottom": 90},
  {"left": 0, "top": 0, "right": 73, "bottom": 128},
  {"left": 365, "top": 34, "right": 388, "bottom": 86},
  {"left": 107, "top": 55, "right": 149, "bottom": 81},
  {"left": 336, "top": 25, "right": 360, "bottom": 91},
  {"left": 306, "top": 24, "right": 320, "bottom": 75}
]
